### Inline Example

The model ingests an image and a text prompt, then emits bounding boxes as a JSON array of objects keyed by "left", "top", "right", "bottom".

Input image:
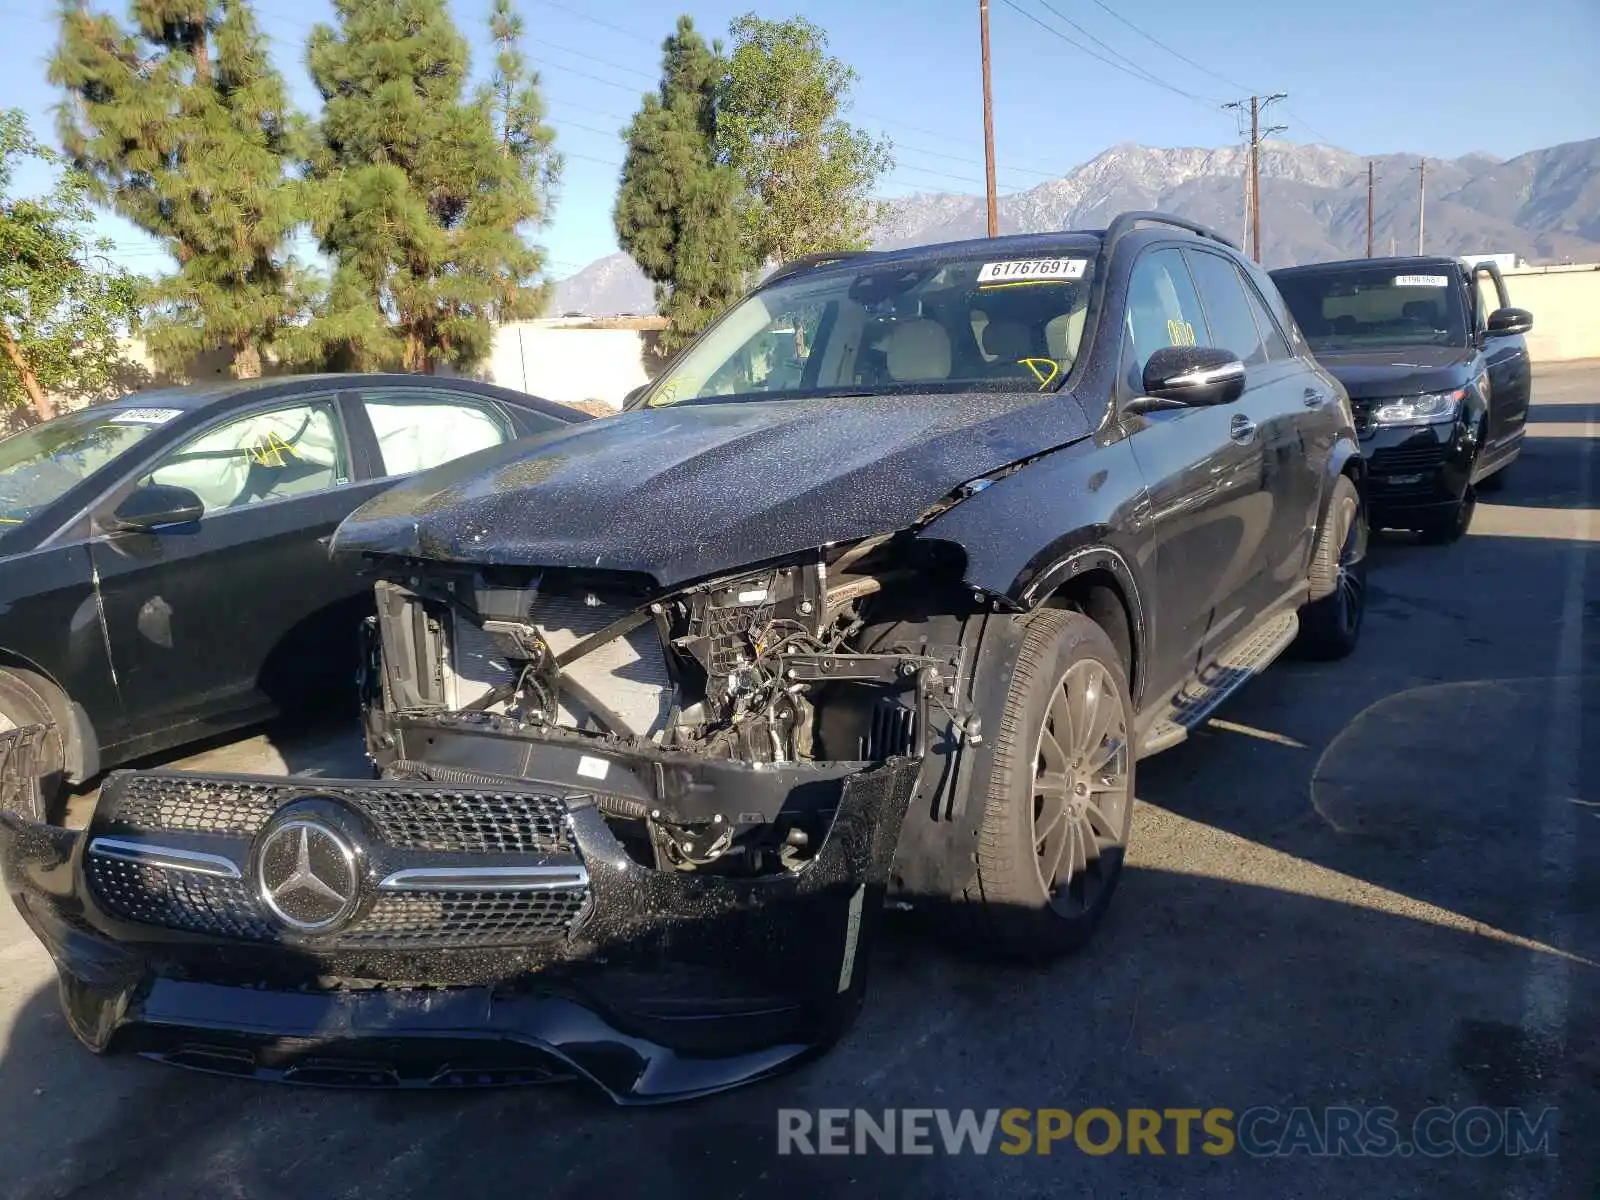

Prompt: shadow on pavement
[{"left": 0, "top": 868, "right": 1591, "bottom": 1200}]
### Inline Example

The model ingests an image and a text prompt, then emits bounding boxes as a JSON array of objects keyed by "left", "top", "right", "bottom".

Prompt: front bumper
[
  {"left": 0, "top": 740, "right": 919, "bottom": 1104},
  {"left": 1360, "top": 418, "right": 1474, "bottom": 525}
]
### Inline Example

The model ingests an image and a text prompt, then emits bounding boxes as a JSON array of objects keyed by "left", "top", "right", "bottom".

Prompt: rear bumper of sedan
[
  {"left": 0, "top": 751, "right": 919, "bottom": 1104},
  {"left": 1361, "top": 419, "right": 1475, "bottom": 527}
]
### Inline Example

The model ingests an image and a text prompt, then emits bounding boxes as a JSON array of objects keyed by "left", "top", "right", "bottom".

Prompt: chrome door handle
[
  {"left": 1229, "top": 413, "right": 1257, "bottom": 443},
  {"left": 1303, "top": 389, "right": 1327, "bottom": 407}
]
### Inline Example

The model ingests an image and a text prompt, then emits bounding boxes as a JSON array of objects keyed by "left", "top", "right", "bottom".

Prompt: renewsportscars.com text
[{"left": 777, "top": 1106, "right": 1559, "bottom": 1158}]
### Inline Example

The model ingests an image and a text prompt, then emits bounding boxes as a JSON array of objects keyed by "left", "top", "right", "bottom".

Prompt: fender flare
[
  {"left": 1320, "top": 437, "right": 1367, "bottom": 531},
  {"left": 1010, "top": 541, "right": 1149, "bottom": 706}
]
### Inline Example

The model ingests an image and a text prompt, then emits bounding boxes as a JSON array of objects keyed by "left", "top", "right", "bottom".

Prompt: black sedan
[
  {"left": 0, "top": 375, "right": 587, "bottom": 817},
  {"left": 1270, "top": 256, "right": 1532, "bottom": 542}
]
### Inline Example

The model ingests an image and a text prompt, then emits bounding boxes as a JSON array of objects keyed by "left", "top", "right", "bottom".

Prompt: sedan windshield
[
  {"left": 644, "top": 249, "right": 1097, "bottom": 407},
  {"left": 1273, "top": 265, "right": 1468, "bottom": 352},
  {"left": 0, "top": 406, "right": 178, "bottom": 526}
]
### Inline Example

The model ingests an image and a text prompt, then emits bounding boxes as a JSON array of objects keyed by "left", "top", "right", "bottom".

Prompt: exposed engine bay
[{"left": 364, "top": 535, "right": 987, "bottom": 879}]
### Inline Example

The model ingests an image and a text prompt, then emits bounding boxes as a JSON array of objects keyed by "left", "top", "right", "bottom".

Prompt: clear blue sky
[{"left": 3, "top": 0, "right": 1597, "bottom": 279}]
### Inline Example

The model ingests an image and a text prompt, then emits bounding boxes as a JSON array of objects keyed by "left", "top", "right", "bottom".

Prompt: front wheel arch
[{"left": 0, "top": 651, "right": 97, "bottom": 783}]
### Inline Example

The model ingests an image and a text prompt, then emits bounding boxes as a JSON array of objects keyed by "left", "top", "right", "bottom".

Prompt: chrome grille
[
  {"left": 89, "top": 775, "right": 589, "bottom": 947},
  {"left": 87, "top": 856, "right": 277, "bottom": 940},
  {"left": 357, "top": 788, "right": 571, "bottom": 855},
  {"left": 86, "top": 856, "right": 588, "bottom": 946},
  {"left": 103, "top": 775, "right": 571, "bottom": 855},
  {"left": 108, "top": 774, "right": 282, "bottom": 835},
  {"left": 342, "top": 889, "right": 589, "bottom": 945}
]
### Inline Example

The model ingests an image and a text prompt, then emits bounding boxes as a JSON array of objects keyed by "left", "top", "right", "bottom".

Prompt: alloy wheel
[
  {"left": 1030, "top": 659, "right": 1132, "bottom": 916},
  {"left": 1332, "top": 490, "right": 1368, "bottom": 635}
]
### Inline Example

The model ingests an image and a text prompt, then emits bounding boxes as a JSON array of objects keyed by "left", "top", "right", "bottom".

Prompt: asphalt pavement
[{"left": 2, "top": 363, "right": 1596, "bottom": 1199}]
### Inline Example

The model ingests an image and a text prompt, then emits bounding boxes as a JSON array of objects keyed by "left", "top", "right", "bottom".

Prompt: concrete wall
[
  {"left": 473, "top": 319, "right": 665, "bottom": 408},
  {"left": 1499, "top": 264, "right": 1600, "bottom": 364}
]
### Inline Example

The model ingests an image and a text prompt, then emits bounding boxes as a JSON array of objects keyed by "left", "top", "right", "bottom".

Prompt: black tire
[
  {"left": 1298, "top": 475, "right": 1368, "bottom": 661},
  {"left": 0, "top": 667, "right": 67, "bottom": 823},
  {"left": 960, "top": 609, "right": 1136, "bottom": 961},
  {"left": 1417, "top": 484, "right": 1476, "bottom": 545}
]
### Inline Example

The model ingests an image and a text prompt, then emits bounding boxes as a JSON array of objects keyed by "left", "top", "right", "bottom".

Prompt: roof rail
[
  {"left": 761, "top": 249, "right": 879, "bottom": 287},
  {"left": 1101, "top": 211, "right": 1238, "bottom": 254}
]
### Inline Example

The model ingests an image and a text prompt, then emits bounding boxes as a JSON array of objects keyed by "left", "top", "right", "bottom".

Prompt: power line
[
  {"left": 535, "top": 41, "right": 657, "bottom": 84},
  {"left": 525, "top": 60, "right": 648, "bottom": 96},
  {"left": 526, "top": 0, "right": 660, "bottom": 46},
  {"left": 1083, "top": 0, "right": 1256, "bottom": 95},
  {"left": 562, "top": 150, "right": 623, "bottom": 170},
  {"left": 996, "top": 0, "right": 1222, "bottom": 111},
  {"left": 1032, "top": 0, "right": 1217, "bottom": 102},
  {"left": 557, "top": 119, "right": 625, "bottom": 142},
  {"left": 1282, "top": 107, "right": 1336, "bottom": 146}
]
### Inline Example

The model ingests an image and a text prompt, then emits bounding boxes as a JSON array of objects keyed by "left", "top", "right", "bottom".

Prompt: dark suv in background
[{"left": 1271, "top": 256, "right": 1532, "bottom": 542}]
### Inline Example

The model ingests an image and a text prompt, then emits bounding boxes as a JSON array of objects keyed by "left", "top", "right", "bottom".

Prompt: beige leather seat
[
  {"left": 883, "top": 319, "right": 953, "bottom": 382},
  {"left": 1046, "top": 305, "right": 1089, "bottom": 368}
]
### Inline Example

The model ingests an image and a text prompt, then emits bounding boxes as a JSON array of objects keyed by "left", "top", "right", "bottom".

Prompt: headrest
[
  {"left": 981, "top": 320, "right": 1032, "bottom": 361},
  {"left": 884, "top": 319, "right": 953, "bottom": 382}
]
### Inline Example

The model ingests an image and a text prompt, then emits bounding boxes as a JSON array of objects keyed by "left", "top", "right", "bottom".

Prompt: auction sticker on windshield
[
  {"left": 108, "top": 408, "right": 184, "bottom": 425},
  {"left": 977, "top": 258, "right": 1088, "bottom": 284},
  {"left": 1394, "top": 275, "right": 1449, "bottom": 287}
]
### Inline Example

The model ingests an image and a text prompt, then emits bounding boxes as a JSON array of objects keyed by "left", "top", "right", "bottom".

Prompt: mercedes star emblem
[{"left": 255, "top": 817, "right": 360, "bottom": 932}]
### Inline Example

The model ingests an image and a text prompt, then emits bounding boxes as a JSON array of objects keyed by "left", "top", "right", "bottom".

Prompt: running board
[{"left": 1137, "top": 611, "right": 1300, "bottom": 759}]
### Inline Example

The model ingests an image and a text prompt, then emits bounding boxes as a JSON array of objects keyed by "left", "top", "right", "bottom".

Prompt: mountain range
[{"left": 551, "top": 136, "right": 1600, "bottom": 316}]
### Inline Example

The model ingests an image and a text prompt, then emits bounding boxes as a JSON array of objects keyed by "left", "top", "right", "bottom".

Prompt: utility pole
[
  {"left": 979, "top": 0, "right": 998, "bottom": 237},
  {"left": 1250, "top": 96, "right": 1260, "bottom": 260},
  {"left": 1224, "top": 93, "right": 1287, "bottom": 262},
  {"left": 1366, "top": 161, "right": 1375, "bottom": 258},
  {"left": 1416, "top": 158, "right": 1426, "bottom": 254}
]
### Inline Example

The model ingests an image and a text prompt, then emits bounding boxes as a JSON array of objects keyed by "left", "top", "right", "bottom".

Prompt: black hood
[
  {"left": 1312, "top": 345, "right": 1477, "bottom": 402},
  {"left": 332, "top": 390, "right": 1093, "bottom": 588}
]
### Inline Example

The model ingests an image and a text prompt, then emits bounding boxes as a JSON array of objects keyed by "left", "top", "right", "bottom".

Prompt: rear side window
[
  {"left": 1121, "top": 248, "right": 1209, "bottom": 393},
  {"left": 360, "top": 390, "right": 513, "bottom": 478},
  {"left": 1184, "top": 250, "right": 1268, "bottom": 366}
]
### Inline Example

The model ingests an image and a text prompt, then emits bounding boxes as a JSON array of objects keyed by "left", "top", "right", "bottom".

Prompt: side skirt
[{"left": 1135, "top": 607, "right": 1301, "bottom": 759}]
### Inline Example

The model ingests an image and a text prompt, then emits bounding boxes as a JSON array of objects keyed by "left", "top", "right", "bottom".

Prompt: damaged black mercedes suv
[{"left": 0, "top": 213, "right": 1368, "bottom": 1103}]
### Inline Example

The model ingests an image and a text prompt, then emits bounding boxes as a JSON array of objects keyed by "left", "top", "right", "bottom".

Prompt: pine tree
[
  {"left": 306, "top": 0, "right": 558, "bottom": 373},
  {"left": 615, "top": 16, "right": 749, "bottom": 356},
  {"left": 49, "top": 0, "right": 305, "bottom": 378}
]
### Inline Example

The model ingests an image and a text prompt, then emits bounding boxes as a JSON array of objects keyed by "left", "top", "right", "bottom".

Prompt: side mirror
[
  {"left": 1486, "top": 307, "right": 1533, "bottom": 337},
  {"left": 622, "top": 383, "right": 650, "bottom": 408},
  {"left": 112, "top": 484, "right": 205, "bottom": 532},
  {"left": 1134, "top": 346, "right": 1247, "bottom": 410}
]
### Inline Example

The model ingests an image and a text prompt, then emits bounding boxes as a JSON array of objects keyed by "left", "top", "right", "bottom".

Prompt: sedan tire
[{"left": 0, "top": 667, "right": 66, "bottom": 823}]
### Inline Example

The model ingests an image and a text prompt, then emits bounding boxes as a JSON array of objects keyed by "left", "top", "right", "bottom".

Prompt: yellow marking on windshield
[
  {"left": 0, "top": 517, "right": 21, "bottom": 524},
  {"left": 976, "top": 279, "right": 1070, "bottom": 291},
  {"left": 248, "top": 431, "right": 298, "bottom": 467},
  {"left": 1019, "top": 357, "right": 1061, "bottom": 389}
]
